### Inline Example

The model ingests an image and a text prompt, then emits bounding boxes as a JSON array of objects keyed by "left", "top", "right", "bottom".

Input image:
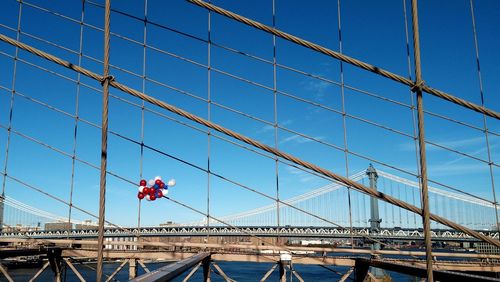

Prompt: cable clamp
[
  {"left": 100, "top": 75, "right": 115, "bottom": 86},
  {"left": 411, "top": 80, "right": 425, "bottom": 92}
]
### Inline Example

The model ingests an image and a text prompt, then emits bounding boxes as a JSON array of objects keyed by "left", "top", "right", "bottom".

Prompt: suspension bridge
[
  {"left": 2, "top": 167, "right": 498, "bottom": 237},
  {"left": 0, "top": 0, "right": 499, "bottom": 281}
]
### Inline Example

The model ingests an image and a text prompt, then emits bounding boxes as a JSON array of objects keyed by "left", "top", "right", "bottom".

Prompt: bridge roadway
[{"left": 1, "top": 226, "right": 498, "bottom": 241}]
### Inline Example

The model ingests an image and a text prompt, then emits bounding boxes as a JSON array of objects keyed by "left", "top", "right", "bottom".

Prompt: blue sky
[{"left": 0, "top": 0, "right": 498, "bottom": 228}]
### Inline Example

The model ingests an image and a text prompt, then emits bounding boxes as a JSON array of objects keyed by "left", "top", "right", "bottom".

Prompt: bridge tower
[
  {"left": 367, "top": 164, "right": 386, "bottom": 279},
  {"left": 367, "top": 164, "right": 381, "bottom": 233}
]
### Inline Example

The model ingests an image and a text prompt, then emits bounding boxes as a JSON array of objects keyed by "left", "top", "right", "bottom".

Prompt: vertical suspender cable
[
  {"left": 67, "top": 0, "right": 86, "bottom": 239},
  {"left": 469, "top": 0, "right": 500, "bottom": 233},
  {"left": 410, "top": 0, "right": 433, "bottom": 280},
  {"left": 405, "top": 184, "right": 410, "bottom": 227},
  {"left": 206, "top": 1, "right": 212, "bottom": 239},
  {"left": 382, "top": 178, "right": 387, "bottom": 228},
  {"left": 272, "top": 0, "right": 281, "bottom": 241},
  {"left": 1, "top": 0, "right": 23, "bottom": 234},
  {"left": 398, "top": 182, "right": 402, "bottom": 226},
  {"left": 96, "top": 0, "right": 112, "bottom": 280},
  {"left": 402, "top": 0, "right": 421, "bottom": 233},
  {"left": 337, "top": 0, "right": 354, "bottom": 247},
  {"left": 390, "top": 180, "right": 395, "bottom": 226},
  {"left": 137, "top": 0, "right": 148, "bottom": 245},
  {"left": 138, "top": 1, "right": 146, "bottom": 229}
]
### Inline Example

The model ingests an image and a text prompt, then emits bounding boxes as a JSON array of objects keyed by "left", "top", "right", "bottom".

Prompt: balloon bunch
[{"left": 137, "top": 176, "right": 176, "bottom": 201}]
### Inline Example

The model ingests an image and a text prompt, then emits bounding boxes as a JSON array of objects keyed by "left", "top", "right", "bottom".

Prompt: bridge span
[{"left": 2, "top": 226, "right": 499, "bottom": 242}]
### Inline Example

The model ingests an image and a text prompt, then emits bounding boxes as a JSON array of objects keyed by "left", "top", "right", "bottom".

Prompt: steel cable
[
  {"left": 187, "top": 0, "right": 500, "bottom": 120},
  {"left": 1, "top": 33, "right": 497, "bottom": 247}
]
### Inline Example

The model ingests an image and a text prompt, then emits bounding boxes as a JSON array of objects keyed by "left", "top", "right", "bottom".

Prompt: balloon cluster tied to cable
[{"left": 137, "top": 176, "right": 176, "bottom": 201}]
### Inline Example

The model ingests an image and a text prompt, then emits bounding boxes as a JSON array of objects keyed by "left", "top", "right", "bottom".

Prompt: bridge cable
[
  {"left": 206, "top": 0, "right": 212, "bottom": 243},
  {"left": 402, "top": 0, "right": 422, "bottom": 229},
  {"left": 1, "top": 1, "right": 498, "bottom": 258},
  {"left": 66, "top": 0, "right": 86, "bottom": 240},
  {"left": 5, "top": 104, "right": 490, "bottom": 258},
  {"left": 3, "top": 173, "right": 190, "bottom": 256},
  {"left": 409, "top": 0, "right": 434, "bottom": 279},
  {"left": 7, "top": 0, "right": 499, "bottom": 162},
  {"left": 96, "top": 0, "right": 112, "bottom": 280},
  {"left": 0, "top": 33, "right": 498, "bottom": 248},
  {"left": 469, "top": 0, "right": 500, "bottom": 234},
  {"left": 337, "top": 0, "right": 355, "bottom": 248},
  {"left": 4, "top": 159, "right": 415, "bottom": 263},
  {"left": 2, "top": 12, "right": 498, "bottom": 197},
  {"left": 0, "top": 101, "right": 489, "bottom": 257},
  {"left": 16, "top": 0, "right": 500, "bottom": 167},
  {"left": 163, "top": 194, "right": 409, "bottom": 264},
  {"left": 187, "top": 0, "right": 500, "bottom": 120},
  {"left": 81, "top": 0, "right": 500, "bottom": 138},
  {"left": 0, "top": 117, "right": 417, "bottom": 257},
  {"left": 272, "top": 0, "right": 281, "bottom": 243},
  {"left": 137, "top": 0, "right": 148, "bottom": 237},
  {"left": 0, "top": 0, "right": 23, "bottom": 233}
]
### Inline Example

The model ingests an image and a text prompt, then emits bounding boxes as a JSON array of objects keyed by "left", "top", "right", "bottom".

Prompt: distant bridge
[
  {"left": 2, "top": 168, "right": 498, "bottom": 241},
  {"left": 2, "top": 226, "right": 498, "bottom": 242}
]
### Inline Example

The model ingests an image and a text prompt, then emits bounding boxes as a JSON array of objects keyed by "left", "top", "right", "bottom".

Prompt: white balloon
[
  {"left": 138, "top": 186, "right": 145, "bottom": 193},
  {"left": 148, "top": 179, "right": 155, "bottom": 186},
  {"left": 163, "top": 189, "right": 168, "bottom": 195},
  {"left": 167, "top": 179, "right": 176, "bottom": 187},
  {"left": 154, "top": 176, "right": 162, "bottom": 181},
  {"left": 145, "top": 195, "right": 151, "bottom": 201}
]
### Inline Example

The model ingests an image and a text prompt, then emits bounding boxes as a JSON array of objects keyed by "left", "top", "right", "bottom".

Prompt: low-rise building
[{"left": 44, "top": 222, "right": 72, "bottom": 231}]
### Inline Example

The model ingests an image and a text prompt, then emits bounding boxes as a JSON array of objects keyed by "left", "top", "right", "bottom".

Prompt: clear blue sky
[{"left": 0, "top": 0, "right": 498, "bottom": 227}]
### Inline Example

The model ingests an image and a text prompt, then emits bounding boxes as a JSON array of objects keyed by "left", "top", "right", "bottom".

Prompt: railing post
[
  {"left": 47, "top": 248, "right": 63, "bottom": 282},
  {"left": 129, "top": 259, "right": 137, "bottom": 280},
  {"left": 202, "top": 255, "right": 211, "bottom": 282},
  {"left": 279, "top": 261, "right": 286, "bottom": 282},
  {"left": 410, "top": 0, "right": 434, "bottom": 281}
]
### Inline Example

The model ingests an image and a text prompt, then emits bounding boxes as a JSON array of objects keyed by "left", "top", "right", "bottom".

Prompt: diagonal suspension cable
[
  {"left": 468, "top": 0, "right": 500, "bottom": 234},
  {"left": 0, "top": 33, "right": 497, "bottom": 248},
  {"left": 0, "top": 51, "right": 495, "bottom": 206},
  {"left": 187, "top": 0, "right": 500, "bottom": 120},
  {"left": 7, "top": 0, "right": 499, "bottom": 140},
  {"left": 0, "top": 122, "right": 417, "bottom": 255},
  {"left": 2, "top": 15, "right": 498, "bottom": 168}
]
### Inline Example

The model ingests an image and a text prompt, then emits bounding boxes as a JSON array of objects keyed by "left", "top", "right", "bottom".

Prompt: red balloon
[
  {"left": 157, "top": 190, "right": 163, "bottom": 198},
  {"left": 143, "top": 187, "right": 150, "bottom": 194},
  {"left": 137, "top": 192, "right": 145, "bottom": 200},
  {"left": 149, "top": 189, "right": 156, "bottom": 196},
  {"left": 150, "top": 195, "right": 156, "bottom": 201},
  {"left": 140, "top": 179, "right": 147, "bottom": 186},
  {"left": 155, "top": 179, "right": 162, "bottom": 185},
  {"left": 159, "top": 183, "right": 165, "bottom": 189}
]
